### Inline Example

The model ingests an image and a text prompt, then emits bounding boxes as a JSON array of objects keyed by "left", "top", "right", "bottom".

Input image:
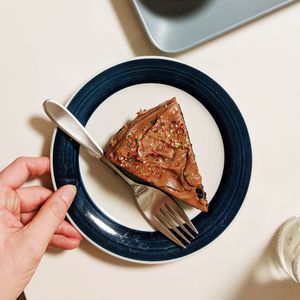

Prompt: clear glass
[{"left": 276, "top": 215, "right": 300, "bottom": 283}]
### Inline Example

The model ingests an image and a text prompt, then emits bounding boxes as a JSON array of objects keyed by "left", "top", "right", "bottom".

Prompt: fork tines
[{"left": 155, "top": 202, "right": 198, "bottom": 249}]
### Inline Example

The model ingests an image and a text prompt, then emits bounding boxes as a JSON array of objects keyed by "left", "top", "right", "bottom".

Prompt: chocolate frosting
[{"left": 104, "top": 98, "right": 208, "bottom": 211}]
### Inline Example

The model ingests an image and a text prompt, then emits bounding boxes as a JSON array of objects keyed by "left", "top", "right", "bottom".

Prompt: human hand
[{"left": 0, "top": 157, "right": 83, "bottom": 300}]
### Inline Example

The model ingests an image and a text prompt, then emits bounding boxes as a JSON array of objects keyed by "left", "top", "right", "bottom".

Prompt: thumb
[{"left": 25, "top": 185, "right": 77, "bottom": 251}]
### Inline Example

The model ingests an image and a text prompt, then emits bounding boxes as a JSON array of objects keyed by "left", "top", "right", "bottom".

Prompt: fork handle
[
  {"left": 43, "top": 99, "right": 136, "bottom": 186},
  {"left": 43, "top": 100, "right": 104, "bottom": 159}
]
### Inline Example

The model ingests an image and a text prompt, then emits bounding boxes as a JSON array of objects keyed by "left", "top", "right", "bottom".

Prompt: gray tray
[{"left": 132, "top": 0, "right": 295, "bottom": 53}]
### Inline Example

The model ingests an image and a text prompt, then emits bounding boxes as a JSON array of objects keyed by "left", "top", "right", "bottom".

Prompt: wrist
[{"left": 0, "top": 276, "right": 24, "bottom": 300}]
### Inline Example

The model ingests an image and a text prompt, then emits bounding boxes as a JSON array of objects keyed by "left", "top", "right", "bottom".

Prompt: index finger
[{"left": 0, "top": 157, "right": 50, "bottom": 189}]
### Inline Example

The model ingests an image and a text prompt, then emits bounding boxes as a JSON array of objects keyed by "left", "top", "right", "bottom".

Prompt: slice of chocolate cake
[{"left": 104, "top": 97, "right": 208, "bottom": 212}]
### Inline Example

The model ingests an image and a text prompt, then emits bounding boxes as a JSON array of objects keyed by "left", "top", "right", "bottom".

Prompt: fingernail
[{"left": 61, "top": 185, "right": 77, "bottom": 207}]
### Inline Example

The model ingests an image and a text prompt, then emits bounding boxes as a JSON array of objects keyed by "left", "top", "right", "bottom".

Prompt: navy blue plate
[{"left": 51, "top": 58, "right": 252, "bottom": 263}]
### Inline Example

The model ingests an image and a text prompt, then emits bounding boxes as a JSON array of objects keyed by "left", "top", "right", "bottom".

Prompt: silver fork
[{"left": 43, "top": 100, "right": 198, "bottom": 248}]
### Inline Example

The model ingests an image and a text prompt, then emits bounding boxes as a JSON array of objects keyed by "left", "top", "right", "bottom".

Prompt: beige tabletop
[{"left": 1, "top": 1, "right": 300, "bottom": 299}]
